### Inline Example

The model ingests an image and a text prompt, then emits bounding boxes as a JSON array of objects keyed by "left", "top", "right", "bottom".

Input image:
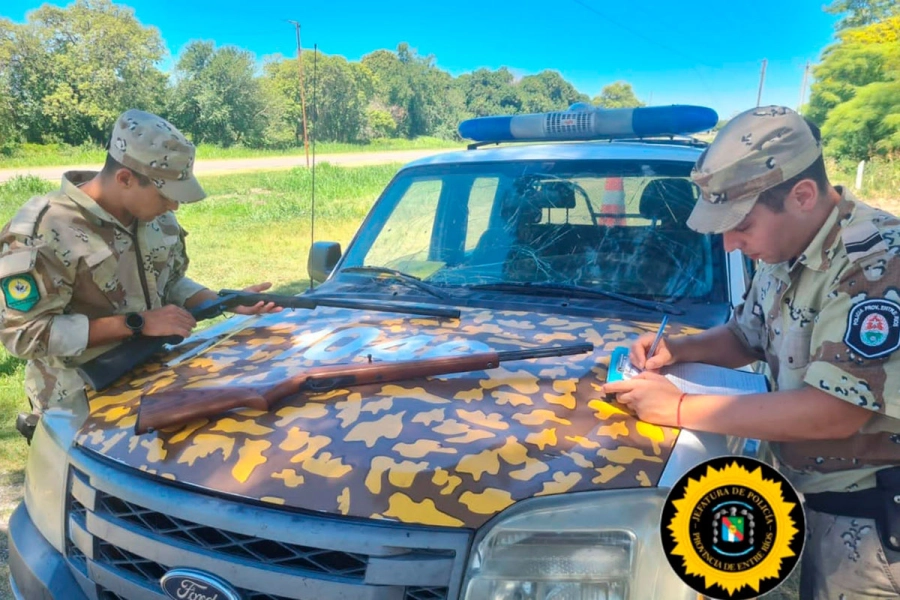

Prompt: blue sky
[{"left": 5, "top": 0, "right": 841, "bottom": 120}]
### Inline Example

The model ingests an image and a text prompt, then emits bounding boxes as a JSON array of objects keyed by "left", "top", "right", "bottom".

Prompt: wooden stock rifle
[
  {"left": 76, "top": 289, "right": 461, "bottom": 392},
  {"left": 134, "top": 342, "right": 594, "bottom": 434}
]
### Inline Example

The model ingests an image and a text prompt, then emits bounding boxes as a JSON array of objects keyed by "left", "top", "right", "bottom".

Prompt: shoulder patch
[
  {"left": 0, "top": 246, "right": 38, "bottom": 278},
  {"left": 8, "top": 195, "right": 52, "bottom": 237},
  {"left": 842, "top": 220, "right": 888, "bottom": 263},
  {"left": 1, "top": 273, "right": 40, "bottom": 312},
  {"left": 844, "top": 299, "right": 900, "bottom": 359}
]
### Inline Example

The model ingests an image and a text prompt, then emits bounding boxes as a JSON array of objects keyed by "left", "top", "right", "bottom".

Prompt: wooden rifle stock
[{"left": 134, "top": 342, "right": 594, "bottom": 434}]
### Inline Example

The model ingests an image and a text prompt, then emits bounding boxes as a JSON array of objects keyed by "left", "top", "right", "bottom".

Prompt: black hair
[
  {"left": 100, "top": 154, "right": 152, "bottom": 187},
  {"left": 756, "top": 118, "right": 830, "bottom": 213}
]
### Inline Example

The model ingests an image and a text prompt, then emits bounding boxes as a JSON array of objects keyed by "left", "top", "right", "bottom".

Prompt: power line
[
  {"left": 571, "top": 0, "right": 702, "bottom": 64},
  {"left": 570, "top": 0, "right": 721, "bottom": 107}
]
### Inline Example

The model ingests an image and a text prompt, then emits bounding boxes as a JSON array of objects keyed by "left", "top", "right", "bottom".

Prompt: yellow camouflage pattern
[
  {"left": 729, "top": 187, "right": 900, "bottom": 494},
  {"left": 0, "top": 171, "right": 204, "bottom": 411},
  {"left": 75, "top": 306, "right": 692, "bottom": 528}
]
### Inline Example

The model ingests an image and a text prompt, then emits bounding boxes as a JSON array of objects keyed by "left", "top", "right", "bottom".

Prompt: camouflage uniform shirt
[
  {"left": 0, "top": 171, "right": 205, "bottom": 410},
  {"left": 729, "top": 186, "right": 900, "bottom": 494}
]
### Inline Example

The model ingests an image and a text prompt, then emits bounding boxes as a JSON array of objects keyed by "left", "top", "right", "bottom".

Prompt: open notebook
[{"left": 607, "top": 346, "right": 769, "bottom": 395}]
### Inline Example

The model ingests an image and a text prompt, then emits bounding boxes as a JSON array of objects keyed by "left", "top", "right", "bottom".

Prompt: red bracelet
[{"left": 677, "top": 393, "right": 687, "bottom": 428}]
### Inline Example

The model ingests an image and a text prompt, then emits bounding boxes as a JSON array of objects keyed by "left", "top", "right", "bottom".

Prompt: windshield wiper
[
  {"left": 467, "top": 282, "right": 684, "bottom": 315},
  {"left": 338, "top": 266, "right": 452, "bottom": 301}
]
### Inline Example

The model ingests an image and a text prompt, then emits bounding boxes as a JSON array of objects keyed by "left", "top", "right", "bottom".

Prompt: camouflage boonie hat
[
  {"left": 108, "top": 109, "right": 206, "bottom": 204},
  {"left": 687, "top": 105, "right": 822, "bottom": 234}
]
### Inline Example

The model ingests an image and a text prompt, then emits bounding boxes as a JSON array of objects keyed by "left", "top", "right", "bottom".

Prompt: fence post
[{"left": 856, "top": 160, "right": 865, "bottom": 191}]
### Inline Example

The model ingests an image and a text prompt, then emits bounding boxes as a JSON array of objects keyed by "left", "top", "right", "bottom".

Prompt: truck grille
[
  {"left": 64, "top": 450, "right": 471, "bottom": 600},
  {"left": 97, "top": 493, "right": 368, "bottom": 577}
]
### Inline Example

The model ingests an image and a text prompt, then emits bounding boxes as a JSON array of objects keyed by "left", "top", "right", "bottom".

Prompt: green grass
[
  {"left": 179, "top": 164, "right": 398, "bottom": 291},
  {"left": 828, "top": 156, "right": 900, "bottom": 206},
  {"left": 0, "top": 137, "right": 463, "bottom": 169},
  {"left": 0, "top": 175, "right": 56, "bottom": 214}
]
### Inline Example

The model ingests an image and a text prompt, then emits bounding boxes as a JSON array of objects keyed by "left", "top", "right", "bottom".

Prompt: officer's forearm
[
  {"left": 679, "top": 385, "right": 874, "bottom": 441},
  {"left": 86, "top": 315, "right": 133, "bottom": 348},
  {"left": 183, "top": 288, "right": 216, "bottom": 309},
  {"left": 670, "top": 325, "right": 759, "bottom": 369}
]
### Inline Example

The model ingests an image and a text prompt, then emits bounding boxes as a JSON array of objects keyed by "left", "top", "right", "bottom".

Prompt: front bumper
[{"left": 7, "top": 502, "right": 88, "bottom": 600}]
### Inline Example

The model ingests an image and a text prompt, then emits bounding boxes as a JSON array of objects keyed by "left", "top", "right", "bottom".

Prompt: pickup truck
[{"left": 9, "top": 105, "right": 757, "bottom": 600}]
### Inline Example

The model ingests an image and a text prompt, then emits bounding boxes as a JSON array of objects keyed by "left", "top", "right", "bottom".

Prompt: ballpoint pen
[{"left": 645, "top": 314, "right": 669, "bottom": 370}]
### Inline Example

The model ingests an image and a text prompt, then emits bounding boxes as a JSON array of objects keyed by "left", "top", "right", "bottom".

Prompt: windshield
[{"left": 341, "top": 158, "right": 727, "bottom": 303}]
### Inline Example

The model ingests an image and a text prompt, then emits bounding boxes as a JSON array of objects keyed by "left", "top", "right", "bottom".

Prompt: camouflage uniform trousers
[{"left": 800, "top": 507, "right": 900, "bottom": 599}]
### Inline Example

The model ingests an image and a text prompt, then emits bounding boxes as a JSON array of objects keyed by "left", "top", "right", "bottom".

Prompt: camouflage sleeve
[
  {"left": 162, "top": 223, "right": 205, "bottom": 306},
  {"left": 804, "top": 262, "right": 900, "bottom": 420},
  {"left": 725, "top": 275, "right": 767, "bottom": 361},
  {"left": 0, "top": 238, "right": 87, "bottom": 360}
]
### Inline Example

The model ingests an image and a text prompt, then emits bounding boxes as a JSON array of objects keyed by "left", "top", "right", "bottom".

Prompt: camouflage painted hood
[{"left": 75, "top": 305, "right": 686, "bottom": 529}]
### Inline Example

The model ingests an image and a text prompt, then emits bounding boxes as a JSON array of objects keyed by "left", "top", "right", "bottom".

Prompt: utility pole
[
  {"left": 287, "top": 20, "right": 310, "bottom": 167},
  {"left": 756, "top": 58, "right": 767, "bottom": 107},
  {"left": 797, "top": 60, "right": 811, "bottom": 114}
]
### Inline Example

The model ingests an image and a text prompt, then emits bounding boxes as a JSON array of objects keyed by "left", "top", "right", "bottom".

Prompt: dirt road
[{"left": 0, "top": 148, "right": 461, "bottom": 184}]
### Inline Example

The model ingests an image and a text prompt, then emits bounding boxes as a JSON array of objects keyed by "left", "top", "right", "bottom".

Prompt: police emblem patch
[
  {"left": 845, "top": 299, "right": 900, "bottom": 359},
  {"left": 660, "top": 456, "right": 804, "bottom": 600},
  {"left": 1, "top": 273, "right": 40, "bottom": 312}
]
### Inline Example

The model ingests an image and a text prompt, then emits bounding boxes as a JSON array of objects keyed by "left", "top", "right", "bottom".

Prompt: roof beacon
[{"left": 458, "top": 104, "right": 718, "bottom": 142}]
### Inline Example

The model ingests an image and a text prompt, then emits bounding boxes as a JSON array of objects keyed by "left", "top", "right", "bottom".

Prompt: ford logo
[{"left": 160, "top": 569, "right": 242, "bottom": 600}]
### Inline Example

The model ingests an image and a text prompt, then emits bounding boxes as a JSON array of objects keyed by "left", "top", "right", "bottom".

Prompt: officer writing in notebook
[{"left": 603, "top": 106, "right": 900, "bottom": 599}]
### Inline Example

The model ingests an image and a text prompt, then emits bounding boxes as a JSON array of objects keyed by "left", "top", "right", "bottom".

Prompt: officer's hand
[
  {"left": 630, "top": 332, "right": 677, "bottom": 370},
  {"left": 602, "top": 372, "right": 683, "bottom": 426},
  {"left": 232, "top": 282, "right": 284, "bottom": 315},
  {"left": 140, "top": 305, "right": 196, "bottom": 339}
]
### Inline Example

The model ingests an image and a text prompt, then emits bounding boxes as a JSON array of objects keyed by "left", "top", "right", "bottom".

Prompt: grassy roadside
[
  {"left": 0, "top": 137, "right": 463, "bottom": 169},
  {"left": 828, "top": 156, "right": 900, "bottom": 206}
]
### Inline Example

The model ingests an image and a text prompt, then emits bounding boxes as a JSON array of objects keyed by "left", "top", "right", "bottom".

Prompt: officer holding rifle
[{"left": 0, "top": 109, "right": 280, "bottom": 420}]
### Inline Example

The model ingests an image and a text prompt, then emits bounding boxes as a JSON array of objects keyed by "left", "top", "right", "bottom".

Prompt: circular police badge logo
[
  {"left": 660, "top": 456, "right": 804, "bottom": 599},
  {"left": 861, "top": 313, "right": 889, "bottom": 347},
  {"left": 6, "top": 276, "right": 31, "bottom": 300},
  {"left": 845, "top": 299, "right": 900, "bottom": 359}
]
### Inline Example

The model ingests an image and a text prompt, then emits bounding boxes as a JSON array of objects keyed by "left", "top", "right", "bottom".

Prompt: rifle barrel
[
  {"left": 218, "top": 290, "right": 461, "bottom": 319},
  {"left": 496, "top": 343, "right": 594, "bottom": 362}
]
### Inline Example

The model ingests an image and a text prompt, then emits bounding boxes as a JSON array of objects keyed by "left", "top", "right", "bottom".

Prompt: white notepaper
[
  {"left": 660, "top": 362, "right": 769, "bottom": 396},
  {"left": 609, "top": 346, "right": 768, "bottom": 395}
]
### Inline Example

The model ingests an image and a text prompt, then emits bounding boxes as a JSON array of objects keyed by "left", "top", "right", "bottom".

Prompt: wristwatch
[{"left": 124, "top": 312, "right": 144, "bottom": 338}]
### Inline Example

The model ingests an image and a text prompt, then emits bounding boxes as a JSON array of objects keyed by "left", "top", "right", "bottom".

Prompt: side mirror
[{"left": 308, "top": 241, "right": 342, "bottom": 283}]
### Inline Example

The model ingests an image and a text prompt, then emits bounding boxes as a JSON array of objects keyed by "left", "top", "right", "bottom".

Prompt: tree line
[
  {"left": 0, "top": 0, "right": 643, "bottom": 152},
  {"left": 0, "top": 0, "right": 897, "bottom": 161},
  {"left": 808, "top": 0, "right": 900, "bottom": 160}
]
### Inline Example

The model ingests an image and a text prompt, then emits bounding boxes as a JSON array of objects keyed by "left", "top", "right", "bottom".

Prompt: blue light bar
[{"left": 458, "top": 105, "right": 718, "bottom": 142}]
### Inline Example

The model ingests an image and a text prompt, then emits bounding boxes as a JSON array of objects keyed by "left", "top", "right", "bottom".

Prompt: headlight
[
  {"left": 23, "top": 406, "right": 84, "bottom": 552},
  {"left": 462, "top": 488, "right": 695, "bottom": 600}
]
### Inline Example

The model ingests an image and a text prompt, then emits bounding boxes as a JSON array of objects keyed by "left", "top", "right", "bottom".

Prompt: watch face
[{"left": 125, "top": 312, "right": 144, "bottom": 331}]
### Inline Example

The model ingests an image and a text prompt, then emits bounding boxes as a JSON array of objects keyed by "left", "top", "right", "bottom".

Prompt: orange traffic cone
[{"left": 599, "top": 177, "right": 626, "bottom": 226}]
